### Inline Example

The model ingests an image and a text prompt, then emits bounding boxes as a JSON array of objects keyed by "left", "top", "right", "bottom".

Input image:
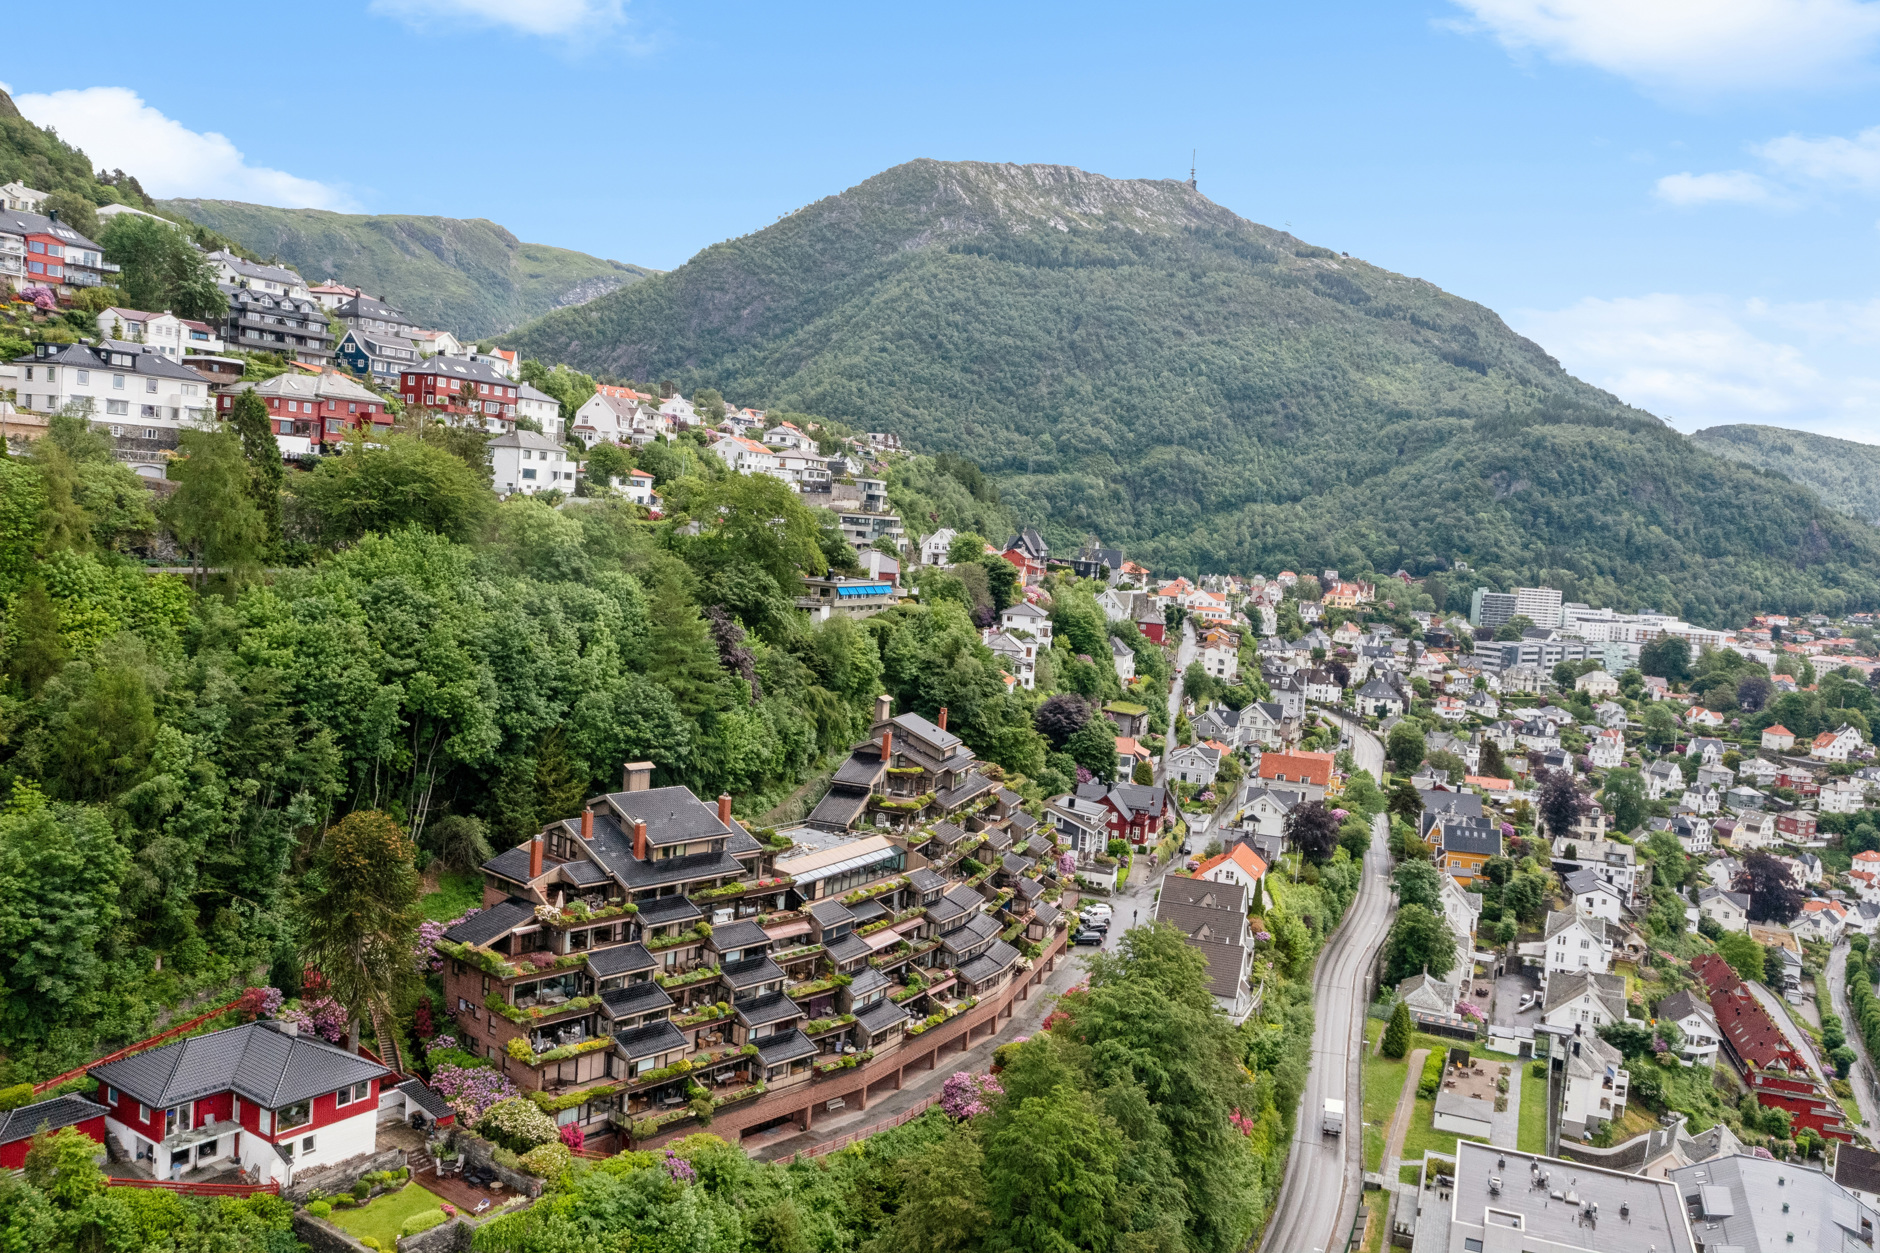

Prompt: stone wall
[
  {"left": 395, "top": 1217, "right": 476, "bottom": 1253},
  {"left": 292, "top": 1213, "right": 375, "bottom": 1253},
  {"left": 286, "top": 1147, "right": 410, "bottom": 1204},
  {"left": 453, "top": 1131, "right": 544, "bottom": 1199}
]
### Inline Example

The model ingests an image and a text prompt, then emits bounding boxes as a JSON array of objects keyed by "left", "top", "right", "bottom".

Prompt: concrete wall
[
  {"left": 396, "top": 1217, "right": 476, "bottom": 1253},
  {"left": 292, "top": 1213, "right": 375, "bottom": 1253}
]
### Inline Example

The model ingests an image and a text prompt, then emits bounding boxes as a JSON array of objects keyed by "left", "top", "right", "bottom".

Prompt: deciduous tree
[{"left": 1382, "top": 903, "right": 1456, "bottom": 984}]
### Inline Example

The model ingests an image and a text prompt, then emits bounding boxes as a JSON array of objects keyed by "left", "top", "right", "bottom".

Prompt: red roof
[
  {"left": 1193, "top": 842, "right": 1269, "bottom": 883},
  {"left": 1259, "top": 752, "right": 1332, "bottom": 787},
  {"left": 1764, "top": 724, "right": 1792, "bottom": 736},
  {"left": 1691, "top": 952, "right": 1739, "bottom": 995},
  {"left": 1710, "top": 982, "right": 1810, "bottom": 1074}
]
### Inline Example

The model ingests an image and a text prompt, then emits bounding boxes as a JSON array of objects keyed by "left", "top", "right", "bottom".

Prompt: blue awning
[{"left": 837, "top": 584, "right": 892, "bottom": 598}]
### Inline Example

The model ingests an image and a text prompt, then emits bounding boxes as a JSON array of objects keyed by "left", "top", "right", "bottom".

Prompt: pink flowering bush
[
  {"left": 430, "top": 1064, "right": 518, "bottom": 1122},
  {"left": 1331, "top": 808, "right": 1348, "bottom": 821},
  {"left": 940, "top": 1070, "right": 1004, "bottom": 1119},
  {"left": 426, "top": 1035, "right": 459, "bottom": 1055},
  {"left": 1057, "top": 852, "right": 1076, "bottom": 876},
  {"left": 1456, "top": 1000, "right": 1485, "bottom": 1022},
  {"left": 278, "top": 997, "right": 349, "bottom": 1043},
  {"left": 416, "top": 911, "right": 480, "bottom": 971},
  {"left": 664, "top": 1149, "right": 696, "bottom": 1183},
  {"left": 1229, "top": 1107, "right": 1256, "bottom": 1136},
  {"left": 244, "top": 987, "right": 285, "bottom": 1020},
  {"left": 559, "top": 1122, "right": 584, "bottom": 1152}
]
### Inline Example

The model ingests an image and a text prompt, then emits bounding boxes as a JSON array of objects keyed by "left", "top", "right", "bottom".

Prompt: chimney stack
[
  {"left": 633, "top": 818, "right": 648, "bottom": 860},
  {"left": 623, "top": 761, "right": 654, "bottom": 792},
  {"left": 880, "top": 728, "right": 893, "bottom": 762},
  {"left": 718, "top": 793, "right": 733, "bottom": 826},
  {"left": 581, "top": 809, "right": 593, "bottom": 841},
  {"left": 938, "top": 706, "right": 948, "bottom": 731},
  {"left": 874, "top": 693, "right": 892, "bottom": 727},
  {"left": 530, "top": 831, "right": 544, "bottom": 879}
]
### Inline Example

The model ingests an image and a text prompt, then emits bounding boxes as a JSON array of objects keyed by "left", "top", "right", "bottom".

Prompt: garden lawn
[
  {"left": 1518, "top": 1061, "right": 1549, "bottom": 1154},
  {"left": 1361, "top": 1019, "right": 1483, "bottom": 1173},
  {"left": 327, "top": 1183, "right": 449, "bottom": 1248},
  {"left": 421, "top": 871, "right": 483, "bottom": 923}
]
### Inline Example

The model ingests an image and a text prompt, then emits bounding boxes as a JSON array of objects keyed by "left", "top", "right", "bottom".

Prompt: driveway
[{"left": 1492, "top": 968, "right": 1542, "bottom": 1030}]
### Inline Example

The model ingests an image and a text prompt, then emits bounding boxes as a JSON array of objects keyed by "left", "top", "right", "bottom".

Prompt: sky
[{"left": 7, "top": 0, "right": 1880, "bottom": 442}]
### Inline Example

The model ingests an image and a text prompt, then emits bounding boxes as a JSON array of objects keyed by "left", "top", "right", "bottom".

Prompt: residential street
[
  {"left": 1828, "top": 941, "right": 1880, "bottom": 1133},
  {"left": 1319, "top": 706, "right": 1384, "bottom": 784},
  {"left": 1746, "top": 979, "right": 1825, "bottom": 1074},
  {"left": 1158, "top": 616, "right": 1198, "bottom": 779},
  {"left": 1257, "top": 807, "right": 1394, "bottom": 1253}
]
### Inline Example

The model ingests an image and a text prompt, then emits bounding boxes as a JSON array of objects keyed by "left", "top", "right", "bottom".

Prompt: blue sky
[{"left": 9, "top": 0, "right": 1880, "bottom": 441}]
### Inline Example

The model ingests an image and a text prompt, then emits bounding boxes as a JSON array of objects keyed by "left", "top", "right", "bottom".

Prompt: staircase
[{"left": 367, "top": 1000, "right": 408, "bottom": 1075}]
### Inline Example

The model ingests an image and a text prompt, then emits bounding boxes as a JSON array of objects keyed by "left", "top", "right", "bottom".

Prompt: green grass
[
  {"left": 1400, "top": 1093, "right": 1489, "bottom": 1164},
  {"left": 326, "top": 1183, "right": 449, "bottom": 1247},
  {"left": 1363, "top": 1121, "right": 1386, "bottom": 1175},
  {"left": 1361, "top": 1019, "right": 1487, "bottom": 1172},
  {"left": 1399, "top": 1162, "right": 1422, "bottom": 1185},
  {"left": 1518, "top": 1062, "right": 1550, "bottom": 1154},
  {"left": 421, "top": 870, "right": 483, "bottom": 922}
]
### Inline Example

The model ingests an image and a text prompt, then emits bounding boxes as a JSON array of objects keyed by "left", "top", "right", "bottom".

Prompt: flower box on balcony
[
  {"left": 534, "top": 899, "right": 638, "bottom": 927},
  {"left": 787, "top": 972, "right": 852, "bottom": 999},
  {"left": 842, "top": 876, "right": 908, "bottom": 907},
  {"left": 486, "top": 991, "right": 601, "bottom": 1025},
  {"left": 437, "top": 940, "right": 520, "bottom": 980},
  {"left": 801, "top": 1013, "right": 857, "bottom": 1036},
  {"left": 812, "top": 1049, "right": 874, "bottom": 1075},
  {"left": 654, "top": 964, "right": 721, "bottom": 991},
  {"left": 506, "top": 1034, "right": 615, "bottom": 1066},
  {"left": 672, "top": 1002, "right": 733, "bottom": 1029},
  {"left": 646, "top": 923, "right": 712, "bottom": 952}
]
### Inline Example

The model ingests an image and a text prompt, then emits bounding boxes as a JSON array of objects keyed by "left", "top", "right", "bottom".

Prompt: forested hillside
[
  {"left": 505, "top": 159, "right": 1880, "bottom": 626},
  {"left": 159, "top": 200, "right": 654, "bottom": 339},
  {"left": 1693, "top": 424, "right": 1880, "bottom": 525}
]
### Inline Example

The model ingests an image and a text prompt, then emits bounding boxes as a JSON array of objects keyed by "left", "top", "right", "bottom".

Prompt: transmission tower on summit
[{"left": 1186, "top": 150, "right": 1197, "bottom": 190}]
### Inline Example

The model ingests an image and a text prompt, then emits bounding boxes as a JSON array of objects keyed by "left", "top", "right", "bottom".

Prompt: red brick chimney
[
  {"left": 529, "top": 831, "right": 544, "bottom": 879},
  {"left": 880, "top": 727, "right": 893, "bottom": 762},
  {"left": 580, "top": 810, "right": 593, "bottom": 841},
  {"left": 718, "top": 793, "right": 732, "bottom": 826},
  {"left": 938, "top": 706, "right": 948, "bottom": 731},
  {"left": 633, "top": 818, "right": 648, "bottom": 860}
]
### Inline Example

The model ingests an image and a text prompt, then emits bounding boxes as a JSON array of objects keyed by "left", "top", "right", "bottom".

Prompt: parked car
[
  {"left": 1074, "top": 929, "right": 1105, "bottom": 946},
  {"left": 1081, "top": 913, "right": 1110, "bottom": 932}
]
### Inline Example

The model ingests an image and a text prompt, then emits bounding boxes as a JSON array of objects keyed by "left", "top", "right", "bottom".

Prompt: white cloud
[
  {"left": 1515, "top": 292, "right": 1880, "bottom": 439},
  {"left": 1756, "top": 124, "right": 1880, "bottom": 187},
  {"left": 1448, "top": 0, "right": 1880, "bottom": 93},
  {"left": 369, "top": 0, "right": 624, "bottom": 36},
  {"left": 12, "top": 87, "right": 352, "bottom": 210},
  {"left": 1653, "top": 170, "right": 1785, "bottom": 205}
]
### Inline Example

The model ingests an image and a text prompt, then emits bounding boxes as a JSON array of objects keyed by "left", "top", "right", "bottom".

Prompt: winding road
[
  {"left": 1159, "top": 616, "right": 1198, "bottom": 780},
  {"left": 1258, "top": 718, "right": 1396, "bottom": 1253}
]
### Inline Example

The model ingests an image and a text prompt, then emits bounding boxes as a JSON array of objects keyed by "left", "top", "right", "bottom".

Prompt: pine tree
[
  {"left": 1382, "top": 999, "right": 1412, "bottom": 1059},
  {"left": 1247, "top": 873, "right": 1265, "bottom": 915},
  {"left": 642, "top": 568, "right": 729, "bottom": 720},
  {"left": 227, "top": 390, "right": 283, "bottom": 552}
]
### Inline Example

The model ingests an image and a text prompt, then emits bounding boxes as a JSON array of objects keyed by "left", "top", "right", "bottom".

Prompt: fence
[
  {"left": 33, "top": 993, "right": 251, "bottom": 1094},
  {"left": 772, "top": 1095, "right": 941, "bottom": 1164},
  {"left": 109, "top": 1177, "right": 281, "bottom": 1198}
]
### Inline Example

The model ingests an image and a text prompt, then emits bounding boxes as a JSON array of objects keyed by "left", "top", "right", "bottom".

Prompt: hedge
[
  {"left": 1418, "top": 1049, "right": 1448, "bottom": 1099},
  {"left": 401, "top": 1210, "right": 448, "bottom": 1237}
]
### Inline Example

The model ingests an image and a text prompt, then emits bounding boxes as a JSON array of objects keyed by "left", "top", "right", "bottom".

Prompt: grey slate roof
[
  {"left": 906, "top": 867, "right": 949, "bottom": 897},
  {"left": 707, "top": 920, "right": 771, "bottom": 953},
  {"left": 755, "top": 1029, "right": 819, "bottom": 1065},
  {"left": 481, "top": 846, "right": 537, "bottom": 884},
  {"left": 600, "top": 786, "right": 742, "bottom": 849},
  {"left": 636, "top": 895, "right": 704, "bottom": 928},
  {"left": 0, "top": 1094, "right": 107, "bottom": 1144},
  {"left": 735, "top": 991, "right": 806, "bottom": 1028},
  {"left": 847, "top": 967, "right": 890, "bottom": 998},
  {"left": 721, "top": 955, "right": 787, "bottom": 991},
  {"left": 612, "top": 1019, "right": 688, "bottom": 1063},
  {"left": 600, "top": 980, "right": 673, "bottom": 1021},
  {"left": 825, "top": 933, "right": 874, "bottom": 964},
  {"left": 442, "top": 899, "right": 531, "bottom": 946},
  {"left": 854, "top": 1000, "right": 909, "bottom": 1035},
  {"left": 91, "top": 1022, "right": 387, "bottom": 1111},
  {"left": 585, "top": 943, "right": 655, "bottom": 978},
  {"left": 926, "top": 884, "right": 985, "bottom": 928},
  {"left": 956, "top": 940, "right": 1022, "bottom": 985},
  {"left": 808, "top": 899, "right": 857, "bottom": 928},
  {"left": 393, "top": 1079, "right": 455, "bottom": 1123},
  {"left": 941, "top": 911, "right": 1002, "bottom": 954}
]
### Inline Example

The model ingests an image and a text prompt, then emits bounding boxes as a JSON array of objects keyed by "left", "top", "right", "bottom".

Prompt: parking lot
[{"left": 1492, "top": 965, "right": 1543, "bottom": 1029}]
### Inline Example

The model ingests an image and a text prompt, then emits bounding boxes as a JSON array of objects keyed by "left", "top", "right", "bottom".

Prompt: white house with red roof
[
  {"left": 89, "top": 1020, "right": 388, "bottom": 1186},
  {"left": 1193, "top": 841, "right": 1268, "bottom": 894},
  {"left": 1762, "top": 724, "right": 1796, "bottom": 751},
  {"left": 762, "top": 420, "right": 813, "bottom": 451},
  {"left": 709, "top": 433, "right": 786, "bottom": 480},
  {"left": 1794, "top": 898, "right": 1849, "bottom": 944},
  {"left": 1589, "top": 727, "right": 1625, "bottom": 770},
  {"left": 1813, "top": 724, "right": 1865, "bottom": 762}
]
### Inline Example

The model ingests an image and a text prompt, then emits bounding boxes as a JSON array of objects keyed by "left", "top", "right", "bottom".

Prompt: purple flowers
[
  {"left": 664, "top": 1149, "right": 697, "bottom": 1183},
  {"left": 416, "top": 910, "right": 480, "bottom": 971},
  {"left": 252, "top": 987, "right": 285, "bottom": 1019},
  {"left": 1456, "top": 1000, "right": 1485, "bottom": 1022},
  {"left": 430, "top": 1063, "right": 519, "bottom": 1122},
  {"left": 427, "top": 1035, "right": 459, "bottom": 1054},
  {"left": 1057, "top": 852, "right": 1076, "bottom": 876},
  {"left": 940, "top": 1070, "right": 1004, "bottom": 1118},
  {"left": 278, "top": 997, "right": 349, "bottom": 1043}
]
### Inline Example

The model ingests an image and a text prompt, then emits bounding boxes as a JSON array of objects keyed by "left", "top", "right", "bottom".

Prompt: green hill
[
  {"left": 158, "top": 199, "right": 656, "bottom": 339},
  {"left": 1692, "top": 424, "right": 1880, "bottom": 525},
  {"left": 504, "top": 158, "right": 1880, "bottom": 626}
]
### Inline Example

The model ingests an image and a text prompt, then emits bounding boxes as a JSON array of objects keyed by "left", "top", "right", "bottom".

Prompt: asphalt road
[
  {"left": 1257, "top": 806, "right": 1395, "bottom": 1253},
  {"left": 1319, "top": 706, "right": 1385, "bottom": 784},
  {"left": 1827, "top": 941, "right": 1880, "bottom": 1134},
  {"left": 1159, "top": 617, "right": 1198, "bottom": 778}
]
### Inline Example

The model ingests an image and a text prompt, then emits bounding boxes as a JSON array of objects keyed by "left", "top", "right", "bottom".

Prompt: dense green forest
[
  {"left": 1693, "top": 424, "right": 1880, "bottom": 525},
  {"left": 159, "top": 200, "right": 656, "bottom": 339},
  {"left": 504, "top": 159, "right": 1880, "bottom": 626},
  {"left": 0, "top": 402, "right": 1164, "bottom": 1083}
]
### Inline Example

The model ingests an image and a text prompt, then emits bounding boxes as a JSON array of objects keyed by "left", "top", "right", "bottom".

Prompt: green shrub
[
  {"left": 352, "top": 1180, "right": 371, "bottom": 1199},
  {"left": 477, "top": 1096, "right": 559, "bottom": 1153},
  {"left": 400, "top": 1209, "right": 448, "bottom": 1237},
  {"left": 361, "top": 1242, "right": 381, "bottom": 1251},
  {"left": 332, "top": 1196, "right": 354, "bottom": 1209},
  {"left": 1417, "top": 1049, "right": 1447, "bottom": 1099},
  {"left": 518, "top": 1141, "right": 575, "bottom": 1179},
  {"left": 492, "top": 1146, "right": 521, "bottom": 1172},
  {"left": 305, "top": 1201, "right": 332, "bottom": 1219},
  {"left": 0, "top": 1084, "right": 36, "bottom": 1112},
  {"left": 1531, "top": 1061, "right": 1547, "bottom": 1079}
]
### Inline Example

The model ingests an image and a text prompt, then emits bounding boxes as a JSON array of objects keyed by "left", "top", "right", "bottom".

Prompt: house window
[
  {"left": 334, "top": 1080, "right": 372, "bottom": 1107},
  {"left": 276, "top": 1101, "right": 312, "bottom": 1132},
  {"left": 146, "top": 379, "right": 157, "bottom": 394},
  {"left": 138, "top": 1103, "right": 153, "bottom": 1123},
  {"left": 105, "top": 1086, "right": 117, "bottom": 1106},
  {"left": 522, "top": 468, "right": 537, "bottom": 480},
  {"left": 164, "top": 1104, "right": 192, "bottom": 1137},
  {"left": 75, "top": 370, "right": 89, "bottom": 384}
]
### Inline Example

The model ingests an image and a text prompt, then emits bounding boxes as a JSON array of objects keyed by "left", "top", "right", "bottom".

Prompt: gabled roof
[
  {"left": 0, "top": 1094, "right": 107, "bottom": 1145},
  {"left": 1192, "top": 842, "right": 1268, "bottom": 882},
  {"left": 1543, "top": 970, "right": 1626, "bottom": 1020},
  {"left": 403, "top": 355, "right": 514, "bottom": 387},
  {"left": 91, "top": 1022, "right": 388, "bottom": 1111}
]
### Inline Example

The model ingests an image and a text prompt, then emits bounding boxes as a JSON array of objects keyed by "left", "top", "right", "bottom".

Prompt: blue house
[{"left": 336, "top": 328, "right": 416, "bottom": 386}]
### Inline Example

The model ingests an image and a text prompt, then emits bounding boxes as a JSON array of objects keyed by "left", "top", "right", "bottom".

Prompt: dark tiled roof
[
  {"left": 906, "top": 868, "right": 949, "bottom": 895},
  {"left": 755, "top": 1029, "right": 819, "bottom": 1065},
  {"left": 636, "top": 895, "right": 704, "bottom": 927},
  {"left": 1008, "top": 810, "right": 1039, "bottom": 833},
  {"left": 721, "top": 955, "right": 786, "bottom": 990},
  {"left": 928, "top": 821, "right": 969, "bottom": 848},
  {"left": 0, "top": 1094, "right": 107, "bottom": 1144},
  {"left": 825, "top": 933, "right": 873, "bottom": 964},
  {"left": 600, "top": 981, "right": 673, "bottom": 1020},
  {"left": 942, "top": 912, "right": 1001, "bottom": 954},
  {"left": 708, "top": 921, "right": 771, "bottom": 953},
  {"left": 1440, "top": 819, "right": 1502, "bottom": 859},
  {"left": 91, "top": 1023, "right": 387, "bottom": 1110},
  {"left": 613, "top": 1019, "right": 688, "bottom": 1062},
  {"left": 442, "top": 898, "right": 532, "bottom": 946},
  {"left": 1001, "top": 853, "right": 1035, "bottom": 875},
  {"left": 891, "top": 712, "right": 961, "bottom": 753},
  {"left": 1836, "top": 1144, "right": 1880, "bottom": 1198},
  {"left": 1014, "top": 877, "right": 1045, "bottom": 901},
  {"left": 855, "top": 1000, "right": 908, "bottom": 1035},
  {"left": 394, "top": 1079, "right": 455, "bottom": 1123},
  {"left": 808, "top": 789, "right": 871, "bottom": 830},
  {"left": 1033, "top": 901, "right": 1062, "bottom": 928},
  {"left": 927, "top": 885, "right": 984, "bottom": 927},
  {"left": 560, "top": 859, "right": 610, "bottom": 886},
  {"left": 848, "top": 899, "right": 889, "bottom": 924},
  {"left": 937, "top": 772, "right": 996, "bottom": 810},
  {"left": 585, "top": 943, "right": 656, "bottom": 978},
  {"left": 832, "top": 754, "right": 887, "bottom": 788},
  {"left": 736, "top": 992, "right": 806, "bottom": 1028},
  {"left": 847, "top": 967, "right": 890, "bottom": 997},
  {"left": 957, "top": 940, "right": 1022, "bottom": 985},
  {"left": 481, "top": 846, "right": 537, "bottom": 884},
  {"left": 1160, "top": 878, "right": 1248, "bottom": 913},
  {"left": 808, "top": 899, "right": 857, "bottom": 927}
]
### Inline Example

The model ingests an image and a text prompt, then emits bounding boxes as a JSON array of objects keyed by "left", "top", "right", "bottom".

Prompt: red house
[
  {"left": 1777, "top": 812, "right": 1819, "bottom": 841},
  {"left": 1135, "top": 609, "right": 1166, "bottom": 645},
  {"left": 401, "top": 357, "right": 519, "bottom": 431},
  {"left": 90, "top": 1020, "right": 388, "bottom": 1186},
  {"left": 217, "top": 371, "right": 390, "bottom": 453},
  {"left": 1075, "top": 780, "right": 1170, "bottom": 847},
  {"left": 0, "top": 1094, "right": 109, "bottom": 1169}
]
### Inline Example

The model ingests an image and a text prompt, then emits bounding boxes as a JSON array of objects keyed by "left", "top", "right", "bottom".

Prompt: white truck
[{"left": 1321, "top": 1097, "right": 1345, "bottom": 1135}]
